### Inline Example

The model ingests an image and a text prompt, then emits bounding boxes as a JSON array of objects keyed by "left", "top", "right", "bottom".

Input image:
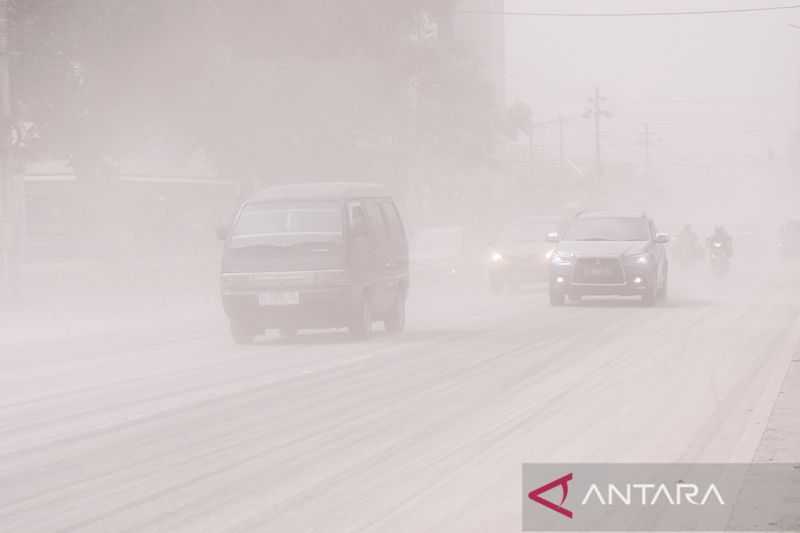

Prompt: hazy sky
[{"left": 500, "top": 0, "right": 799, "bottom": 180}]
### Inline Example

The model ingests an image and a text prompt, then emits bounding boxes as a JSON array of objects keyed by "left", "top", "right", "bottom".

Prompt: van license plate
[{"left": 258, "top": 291, "right": 300, "bottom": 306}]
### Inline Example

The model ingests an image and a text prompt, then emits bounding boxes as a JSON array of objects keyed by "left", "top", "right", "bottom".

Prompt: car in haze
[
  {"left": 218, "top": 182, "right": 409, "bottom": 343},
  {"left": 547, "top": 211, "right": 670, "bottom": 306},
  {"left": 410, "top": 225, "right": 465, "bottom": 284},
  {"left": 778, "top": 219, "right": 800, "bottom": 258},
  {"left": 487, "top": 215, "right": 562, "bottom": 292}
]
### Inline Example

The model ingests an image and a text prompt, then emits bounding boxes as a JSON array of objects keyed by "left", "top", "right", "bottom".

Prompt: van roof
[{"left": 248, "top": 182, "right": 389, "bottom": 202}]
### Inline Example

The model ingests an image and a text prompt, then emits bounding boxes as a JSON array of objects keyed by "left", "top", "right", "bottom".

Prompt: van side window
[
  {"left": 379, "top": 200, "right": 406, "bottom": 247},
  {"left": 348, "top": 202, "right": 367, "bottom": 235},
  {"left": 363, "top": 200, "right": 389, "bottom": 241}
]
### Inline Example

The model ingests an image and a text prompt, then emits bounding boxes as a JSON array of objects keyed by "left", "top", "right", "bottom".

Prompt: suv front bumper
[{"left": 549, "top": 263, "right": 657, "bottom": 296}]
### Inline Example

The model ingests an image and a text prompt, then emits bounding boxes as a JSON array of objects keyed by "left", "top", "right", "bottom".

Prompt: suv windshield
[
  {"left": 563, "top": 217, "right": 650, "bottom": 242},
  {"left": 232, "top": 201, "right": 342, "bottom": 240}
]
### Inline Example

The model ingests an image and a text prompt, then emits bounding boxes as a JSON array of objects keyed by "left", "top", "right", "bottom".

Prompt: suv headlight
[
  {"left": 625, "top": 253, "right": 651, "bottom": 265},
  {"left": 551, "top": 251, "right": 574, "bottom": 266}
]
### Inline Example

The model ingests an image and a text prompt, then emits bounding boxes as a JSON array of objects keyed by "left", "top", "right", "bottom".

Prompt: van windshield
[{"left": 232, "top": 201, "right": 342, "bottom": 239}]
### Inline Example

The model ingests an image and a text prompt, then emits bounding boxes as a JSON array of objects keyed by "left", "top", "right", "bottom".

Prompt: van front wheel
[
  {"left": 384, "top": 290, "right": 406, "bottom": 334},
  {"left": 348, "top": 294, "right": 373, "bottom": 339}
]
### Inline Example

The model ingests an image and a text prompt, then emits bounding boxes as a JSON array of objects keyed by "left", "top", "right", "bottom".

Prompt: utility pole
[
  {"left": 527, "top": 116, "right": 534, "bottom": 180},
  {"left": 584, "top": 87, "right": 611, "bottom": 184},
  {"left": 593, "top": 88, "right": 601, "bottom": 177},
  {"left": 0, "top": 0, "right": 13, "bottom": 304},
  {"left": 640, "top": 123, "right": 660, "bottom": 179},
  {"left": 643, "top": 122, "right": 651, "bottom": 176},
  {"left": 558, "top": 114, "right": 565, "bottom": 168}
]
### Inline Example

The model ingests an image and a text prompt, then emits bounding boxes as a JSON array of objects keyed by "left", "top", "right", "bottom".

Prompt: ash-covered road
[{"left": 1, "top": 262, "right": 798, "bottom": 532}]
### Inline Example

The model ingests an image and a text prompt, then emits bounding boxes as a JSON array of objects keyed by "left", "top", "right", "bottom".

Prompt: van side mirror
[
  {"left": 216, "top": 224, "right": 229, "bottom": 241},
  {"left": 545, "top": 232, "right": 560, "bottom": 243},
  {"left": 654, "top": 233, "right": 670, "bottom": 244}
]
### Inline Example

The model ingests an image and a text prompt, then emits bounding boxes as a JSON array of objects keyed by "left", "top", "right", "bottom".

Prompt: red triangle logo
[{"left": 528, "top": 472, "right": 574, "bottom": 519}]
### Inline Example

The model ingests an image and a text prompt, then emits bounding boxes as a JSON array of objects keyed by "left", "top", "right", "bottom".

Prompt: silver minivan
[{"left": 217, "top": 182, "right": 409, "bottom": 343}]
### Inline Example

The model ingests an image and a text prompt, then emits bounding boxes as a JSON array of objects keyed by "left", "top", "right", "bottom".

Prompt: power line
[{"left": 457, "top": 4, "right": 800, "bottom": 17}]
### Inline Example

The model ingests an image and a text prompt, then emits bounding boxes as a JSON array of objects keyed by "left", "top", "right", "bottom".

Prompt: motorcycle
[{"left": 709, "top": 241, "right": 730, "bottom": 278}]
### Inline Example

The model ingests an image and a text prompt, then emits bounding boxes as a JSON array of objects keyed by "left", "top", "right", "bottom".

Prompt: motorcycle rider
[
  {"left": 675, "top": 224, "right": 701, "bottom": 265},
  {"left": 707, "top": 226, "right": 733, "bottom": 258}
]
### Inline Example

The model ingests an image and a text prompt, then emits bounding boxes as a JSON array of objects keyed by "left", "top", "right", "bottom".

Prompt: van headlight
[{"left": 490, "top": 251, "right": 505, "bottom": 263}]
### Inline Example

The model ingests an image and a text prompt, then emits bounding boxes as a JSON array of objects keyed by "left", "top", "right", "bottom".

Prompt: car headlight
[
  {"left": 550, "top": 251, "right": 574, "bottom": 266},
  {"left": 626, "top": 253, "right": 651, "bottom": 265},
  {"left": 545, "top": 249, "right": 555, "bottom": 260},
  {"left": 712, "top": 242, "right": 722, "bottom": 248},
  {"left": 490, "top": 251, "right": 505, "bottom": 263}
]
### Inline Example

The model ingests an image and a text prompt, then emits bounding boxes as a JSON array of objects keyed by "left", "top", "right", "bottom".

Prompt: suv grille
[{"left": 574, "top": 258, "right": 624, "bottom": 284}]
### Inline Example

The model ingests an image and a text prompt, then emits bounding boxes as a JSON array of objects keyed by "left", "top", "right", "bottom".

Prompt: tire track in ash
[{"left": 1, "top": 296, "right": 620, "bottom": 528}]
